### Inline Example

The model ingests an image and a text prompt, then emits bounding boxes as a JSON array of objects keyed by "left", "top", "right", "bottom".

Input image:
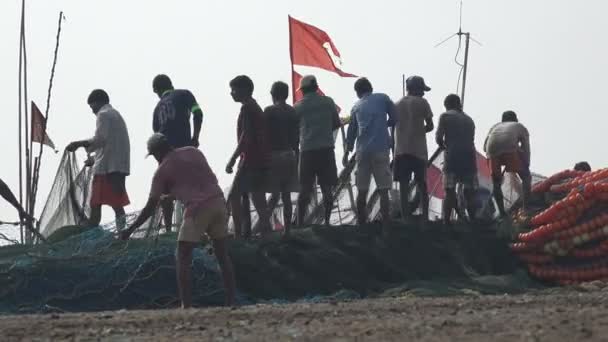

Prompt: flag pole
[
  {"left": 30, "top": 12, "right": 64, "bottom": 230},
  {"left": 17, "top": 0, "right": 25, "bottom": 244},
  {"left": 288, "top": 15, "right": 296, "bottom": 105}
]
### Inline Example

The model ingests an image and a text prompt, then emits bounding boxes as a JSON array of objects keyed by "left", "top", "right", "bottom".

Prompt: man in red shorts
[
  {"left": 120, "top": 133, "right": 236, "bottom": 308},
  {"left": 67, "top": 89, "right": 130, "bottom": 229},
  {"left": 484, "top": 110, "right": 531, "bottom": 216}
]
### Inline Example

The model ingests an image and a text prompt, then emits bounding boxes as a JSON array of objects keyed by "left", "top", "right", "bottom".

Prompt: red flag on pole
[
  {"left": 31, "top": 101, "right": 56, "bottom": 151},
  {"left": 292, "top": 70, "right": 342, "bottom": 114},
  {"left": 289, "top": 16, "right": 356, "bottom": 77}
]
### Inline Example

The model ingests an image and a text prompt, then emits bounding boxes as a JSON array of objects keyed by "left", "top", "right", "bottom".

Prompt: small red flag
[
  {"left": 292, "top": 70, "right": 341, "bottom": 114},
  {"left": 31, "top": 102, "right": 56, "bottom": 151},
  {"left": 289, "top": 16, "right": 356, "bottom": 77}
]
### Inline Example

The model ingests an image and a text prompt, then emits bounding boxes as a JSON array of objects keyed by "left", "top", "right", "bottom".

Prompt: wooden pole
[{"left": 461, "top": 32, "right": 470, "bottom": 109}]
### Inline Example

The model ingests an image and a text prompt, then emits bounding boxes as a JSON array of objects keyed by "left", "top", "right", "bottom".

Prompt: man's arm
[
  {"left": 67, "top": 113, "right": 107, "bottom": 152},
  {"left": 226, "top": 107, "right": 252, "bottom": 173},
  {"left": 435, "top": 115, "right": 446, "bottom": 148},
  {"left": 0, "top": 178, "right": 25, "bottom": 215},
  {"left": 424, "top": 101, "right": 434, "bottom": 133},
  {"left": 345, "top": 108, "right": 358, "bottom": 153},
  {"left": 520, "top": 125, "right": 531, "bottom": 165},
  {"left": 191, "top": 105, "right": 203, "bottom": 147},
  {"left": 120, "top": 195, "right": 159, "bottom": 239}
]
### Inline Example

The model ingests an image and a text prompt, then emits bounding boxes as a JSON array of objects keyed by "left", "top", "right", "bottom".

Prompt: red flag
[
  {"left": 31, "top": 102, "right": 56, "bottom": 151},
  {"left": 292, "top": 70, "right": 341, "bottom": 113},
  {"left": 289, "top": 16, "right": 356, "bottom": 77}
]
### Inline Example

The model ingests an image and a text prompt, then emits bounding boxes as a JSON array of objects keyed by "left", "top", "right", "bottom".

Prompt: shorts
[
  {"left": 267, "top": 150, "right": 299, "bottom": 193},
  {"left": 179, "top": 197, "right": 229, "bottom": 242},
  {"left": 90, "top": 173, "right": 130, "bottom": 207},
  {"left": 489, "top": 152, "right": 530, "bottom": 181},
  {"left": 443, "top": 171, "right": 479, "bottom": 190},
  {"left": 299, "top": 147, "right": 338, "bottom": 188},
  {"left": 393, "top": 153, "right": 426, "bottom": 183},
  {"left": 232, "top": 160, "right": 270, "bottom": 194},
  {"left": 355, "top": 151, "right": 392, "bottom": 190}
]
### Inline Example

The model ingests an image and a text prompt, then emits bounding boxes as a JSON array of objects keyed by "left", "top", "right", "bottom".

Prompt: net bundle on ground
[{"left": 510, "top": 167, "right": 608, "bottom": 284}]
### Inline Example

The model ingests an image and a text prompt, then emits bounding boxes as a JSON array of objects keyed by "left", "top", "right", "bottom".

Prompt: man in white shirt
[
  {"left": 67, "top": 89, "right": 131, "bottom": 229},
  {"left": 484, "top": 110, "right": 531, "bottom": 216}
]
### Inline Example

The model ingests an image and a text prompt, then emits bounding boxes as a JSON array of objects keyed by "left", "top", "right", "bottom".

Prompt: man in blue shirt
[
  {"left": 152, "top": 74, "right": 204, "bottom": 232},
  {"left": 343, "top": 78, "right": 395, "bottom": 230}
]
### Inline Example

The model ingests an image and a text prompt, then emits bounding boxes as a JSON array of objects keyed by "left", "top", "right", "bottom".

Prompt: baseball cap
[
  {"left": 146, "top": 133, "right": 169, "bottom": 156},
  {"left": 298, "top": 75, "right": 318, "bottom": 91},
  {"left": 406, "top": 76, "right": 431, "bottom": 92}
]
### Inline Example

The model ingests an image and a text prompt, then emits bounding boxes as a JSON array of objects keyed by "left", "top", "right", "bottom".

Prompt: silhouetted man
[
  {"left": 67, "top": 89, "right": 130, "bottom": 230},
  {"left": 344, "top": 77, "right": 395, "bottom": 231},
  {"left": 226, "top": 75, "right": 272, "bottom": 238},
  {"left": 295, "top": 75, "right": 340, "bottom": 226},
  {"left": 152, "top": 74, "right": 204, "bottom": 232},
  {"left": 120, "top": 133, "right": 236, "bottom": 308},
  {"left": 484, "top": 110, "right": 531, "bottom": 216},
  {"left": 436, "top": 94, "right": 477, "bottom": 225},
  {"left": 264, "top": 81, "right": 299, "bottom": 234},
  {"left": 393, "top": 76, "right": 434, "bottom": 222}
]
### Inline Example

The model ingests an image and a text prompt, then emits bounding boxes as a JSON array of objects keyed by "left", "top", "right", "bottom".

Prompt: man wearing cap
[
  {"left": 484, "top": 110, "right": 531, "bottom": 216},
  {"left": 295, "top": 75, "right": 341, "bottom": 226},
  {"left": 152, "top": 74, "right": 205, "bottom": 232},
  {"left": 120, "top": 133, "right": 236, "bottom": 308},
  {"left": 66, "top": 89, "right": 130, "bottom": 230},
  {"left": 343, "top": 77, "right": 395, "bottom": 229},
  {"left": 393, "top": 76, "right": 434, "bottom": 223},
  {"left": 436, "top": 94, "right": 478, "bottom": 225}
]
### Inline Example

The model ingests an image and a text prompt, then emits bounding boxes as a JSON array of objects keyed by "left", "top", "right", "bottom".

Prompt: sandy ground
[{"left": 2, "top": 286, "right": 608, "bottom": 342}]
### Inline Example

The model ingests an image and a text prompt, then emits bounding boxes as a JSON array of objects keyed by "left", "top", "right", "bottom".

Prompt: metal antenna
[{"left": 434, "top": 0, "right": 482, "bottom": 109}]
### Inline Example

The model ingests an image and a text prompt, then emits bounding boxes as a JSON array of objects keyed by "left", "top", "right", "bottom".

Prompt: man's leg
[
  {"left": 251, "top": 191, "right": 271, "bottom": 234},
  {"left": 241, "top": 193, "right": 252, "bottom": 238},
  {"left": 212, "top": 238, "right": 237, "bottom": 306},
  {"left": 112, "top": 206, "right": 127, "bottom": 231},
  {"left": 297, "top": 187, "right": 312, "bottom": 226},
  {"left": 356, "top": 189, "right": 369, "bottom": 226},
  {"left": 399, "top": 180, "right": 411, "bottom": 220},
  {"left": 230, "top": 195, "right": 243, "bottom": 238},
  {"left": 320, "top": 184, "right": 334, "bottom": 226},
  {"left": 492, "top": 176, "right": 507, "bottom": 217},
  {"left": 443, "top": 188, "right": 457, "bottom": 225},
  {"left": 379, "top": 189, "right": 390, "bottom": 228},
  {"left": 519, "top": 169, "right": 532, "bottom": 212},
  {"left": 414, "top": 163, "right": 429, "bottom": 222},
  {"left": 463, "top": 188, "right": 477, "bottom": 221},
  {"left": 161, "top": 198, "right": 174, "bottom": 233},
  {"left": 281, "top": 190, "right": 293, "bottom": 234},
  {"left": 88, "top": 205, "right": 102, "bottom": 227},
  {"left": 176, "top": 241, "right": 196, "bottom": 308}
]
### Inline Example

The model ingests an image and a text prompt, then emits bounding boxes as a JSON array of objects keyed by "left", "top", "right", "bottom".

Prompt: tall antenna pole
[
  {"left": 461, "top": 32, "right": 470, "bottom": 108},
  {"left": 434, "top": 1, "right": 481, "bottom": 110}
]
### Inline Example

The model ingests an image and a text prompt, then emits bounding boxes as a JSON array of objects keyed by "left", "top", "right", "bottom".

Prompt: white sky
[{"left": 0, "top": 0, "right": 607, "bottom": 225}]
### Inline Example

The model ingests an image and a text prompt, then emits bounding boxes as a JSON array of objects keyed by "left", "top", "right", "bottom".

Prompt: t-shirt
[
  {"left": 394, "top": 95, "right": 433, "bottom": 161},
  {"left": 295, "top": 93, "right": 341, "bottom": 152},
  {"left": 484, "top": 122, "right": 530, "bottom": 160},
  {"left": 150, "top": 147, "right": 223, "bottom": 218},
  {"left": 436, "top": 109, "right": 477, "bottom": 176},
  {"left": 86, "top": 104, "right": 130, "bottom": 175},
  {"left": 346, "top": 93, "right": 395, "bottom": 154},
  {"left": 236, "top": 98, "right": 271, "bottom": 167},
  {"left": 152, "top": 89, "right": 198, "bottom": 148},
  {"left": 264, "top": 103, "right": 299, "bottom": 152}
]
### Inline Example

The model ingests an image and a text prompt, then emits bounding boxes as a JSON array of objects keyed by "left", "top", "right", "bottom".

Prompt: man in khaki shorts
[
  {"left": 343, "top": 78, "right": 395, "bottom": 231},
  {"left": 120, "top": 133, "right": 236, "bottom": 308}
]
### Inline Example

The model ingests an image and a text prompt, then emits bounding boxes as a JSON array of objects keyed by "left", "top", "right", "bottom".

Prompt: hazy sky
[{"left": 1, "top": 0, "right": 607, "bottom": 224}]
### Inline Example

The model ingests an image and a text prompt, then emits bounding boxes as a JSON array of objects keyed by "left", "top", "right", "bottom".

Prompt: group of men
[{"left": 0, "top": 72, "right": 541, "bottom": 309}]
